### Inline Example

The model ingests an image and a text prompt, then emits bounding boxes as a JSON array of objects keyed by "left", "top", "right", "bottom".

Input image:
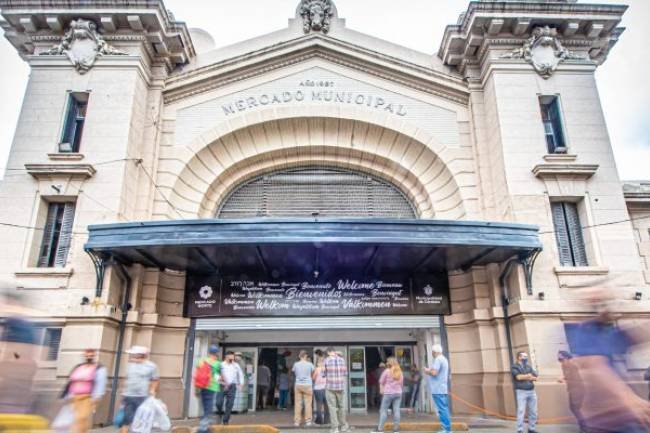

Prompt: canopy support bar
[
  {"left": 520, "top": 249, "right": 541, "bottom": 295},
  {"left": 86, "top": 250, "right": 108, "bottom": 299}
]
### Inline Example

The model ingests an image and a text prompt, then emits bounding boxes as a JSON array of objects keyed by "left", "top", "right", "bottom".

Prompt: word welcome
[{"left": 221, "top": 90, "right": 408, "bottom": 117}]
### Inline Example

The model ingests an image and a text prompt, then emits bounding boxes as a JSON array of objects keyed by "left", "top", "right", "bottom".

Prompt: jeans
[
  {"left": 432, "top": 394, "right": 451, "bottom": 432},
  {"left": 515, "top": 389, "right": 538, "bottom": 433},
  {"left": 313, "top": 389, "right": 327, "bottom": 424},
  {"left": 377, "top": 394, "right": 402, "bottom": 432},
  {"left": 198, "top": 389, "right": 216, "bottom": 433},
  {"left": 409, "top": 382, "right": 420, "bottom": 409},
  {"left": 279, "top": 389, "right": 289, "bottom": 408},
  {"left": 216, "top": 384, "right": 237, "bottom": 424},
  {"left": 325, "top": 389, "right": 347, "bottom": 430},
  {"left": 294, "top": 384, "right": 313, "bottom": 423},
  {"left": 120, "top": 396, "right": 147, "bottom": 427}
]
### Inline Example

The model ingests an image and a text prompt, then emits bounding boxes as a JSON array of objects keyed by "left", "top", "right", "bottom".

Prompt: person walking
[
  {"left": 371, "top": 357, "right": 404, "bottom": 433},
  {"left": 557, "top": 351, "right": 586, "bottom": 433},
  {"left": 216, "top": 351, "right": 244, "bottom": 425},
  {"left": 407, "top": 364, "right": 422, "bottom": 413},
  {"left": 313, "top": 358, "right": 328, "bottom": 425},
  {"left": 511, "top": 351, "right": 538, "bottom": 433},
  {"left": 292, "top": 350, "right": 315, "bottom": 427},
  {"left": 119, "top": 346, "right": 159, "bottom": 433},
  {"left": 424, "top": 344, "right": 451, "bottom": 433},
  {"left": 323, "top": 347, "right": 349, "bottom": 433},
  {"left": 257, "top": 362, "right": 271, "bottom": 410},
  {"left": 62, "top": 348, "right": 107, "bottom": 433},
  {"left": 277, "top": 367, "right": 290, "bottom": 410},
  {"left": 194, "top": 345, "right": 222, "bottom": 433}
]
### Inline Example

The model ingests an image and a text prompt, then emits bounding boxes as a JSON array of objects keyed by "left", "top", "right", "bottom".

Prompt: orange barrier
[{"left": 449, "top": 391, "right": 575, "bottom": 424}]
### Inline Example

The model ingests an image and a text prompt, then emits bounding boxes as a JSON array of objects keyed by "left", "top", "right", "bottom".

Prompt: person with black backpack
[
  {"left": 62, "top": 348, "right": 107, "bottom": 433},
  {"left": 194, "top": 345, "right": 222, "bottom": 433}
]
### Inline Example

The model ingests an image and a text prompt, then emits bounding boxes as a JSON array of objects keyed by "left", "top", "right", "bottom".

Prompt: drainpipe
[
  {"left": 499, "top": 257, "right": 519, "bottom": 401},
  {"left": 107, "top": 261, "right": 132, "bottom": 425}
]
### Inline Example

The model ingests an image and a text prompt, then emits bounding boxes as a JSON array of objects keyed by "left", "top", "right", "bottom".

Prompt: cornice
[
  {"left": 532, "top": 162, "right": 599, "bottom": 179},
  {"left": 25, "top": 163, "right": 96, "bottom": 179},
  {"left": 164, "top": 38, "right": 469, "bottom": 106}
]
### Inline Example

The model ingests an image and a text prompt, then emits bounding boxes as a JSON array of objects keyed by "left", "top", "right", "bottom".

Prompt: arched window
[{"left": 217, "top": 167, "right": 417, "bottom": 219}]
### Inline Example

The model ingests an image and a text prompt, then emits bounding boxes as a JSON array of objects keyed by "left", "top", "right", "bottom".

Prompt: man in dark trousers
[
  {"left": 216, "top": 351, "right": 244, "bottom": 425},
  {"left": 511, "top": 351, "right": 538, "bottom": 433}
]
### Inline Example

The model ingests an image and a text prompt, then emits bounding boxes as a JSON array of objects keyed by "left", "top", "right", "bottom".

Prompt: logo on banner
[
  {"left": 423, "top": 285, "right": 434, "bottom": 296},
  {"left": 199, "top": 285, "right": 213, "bottom": 300}
]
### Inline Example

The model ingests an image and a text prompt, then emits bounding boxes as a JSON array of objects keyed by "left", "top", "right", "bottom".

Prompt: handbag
[{"left": 51, "top": 404, "right": 74, "bottom": 432}]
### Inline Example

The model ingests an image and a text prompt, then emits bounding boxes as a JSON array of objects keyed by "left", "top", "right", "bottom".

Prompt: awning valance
[{"left": 84, "top": 218, "right": 542, "bottom": 278}]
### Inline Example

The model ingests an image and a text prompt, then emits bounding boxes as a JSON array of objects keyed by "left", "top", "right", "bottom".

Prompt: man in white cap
[
  {"left": 119, "top": 346, "right": 159, "bottom": 433},
  {"left": 424, "top": 344, "right": 451, "bottom": 433}
]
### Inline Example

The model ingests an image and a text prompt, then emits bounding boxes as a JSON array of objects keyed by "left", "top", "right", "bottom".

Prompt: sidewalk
[{"left": 92, "top": 416, "right": 581, "bottom": 433}]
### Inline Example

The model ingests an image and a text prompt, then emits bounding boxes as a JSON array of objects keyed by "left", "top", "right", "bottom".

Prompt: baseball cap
[
  {"left": 126, "top": 345, "right": 148, "bottom": 355},
  {"left": 208, "top": 345, "right": 220, "bottom": 354}
]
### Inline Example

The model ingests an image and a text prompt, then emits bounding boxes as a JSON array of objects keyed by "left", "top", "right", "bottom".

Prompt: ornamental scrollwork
[
  {"left": 501, "top": 25, "right": 586, "bottom": 79},
  {"left": 41, "top": 18, "right": 127, "bottom": 74},
  {"left": 299, "top": 0, "right": 334, "bottom": 34}
]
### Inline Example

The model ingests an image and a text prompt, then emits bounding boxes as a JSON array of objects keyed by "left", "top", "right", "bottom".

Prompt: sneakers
[
  {"left": 294, "top": 421, "right": 300, "bottom": 427},
  {"left": 305, "top": 421, "right": 313, "bottom": 427},
  {"left": 340, "top": 424, "right": 351, "bottom": 432}
]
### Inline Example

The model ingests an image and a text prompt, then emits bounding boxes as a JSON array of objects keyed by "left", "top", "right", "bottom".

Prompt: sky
[{"left": 0, "top": 0, "right": 648, "bottom": 180}]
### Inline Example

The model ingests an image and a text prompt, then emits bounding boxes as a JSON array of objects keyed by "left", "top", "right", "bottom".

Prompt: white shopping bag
[
  {"left": 51, "top": 403, "right": 75, "bottom": 433},
  {"left": 130, "top": 397, "right": 171, "bottom": 433}
]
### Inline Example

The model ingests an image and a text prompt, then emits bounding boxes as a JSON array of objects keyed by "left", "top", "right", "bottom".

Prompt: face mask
[
  {"left": 521, "top": 358, "right": 528, "bottom": 366},
  {"left": 85, "top": 357, "right": 94, "bottom": 363}
]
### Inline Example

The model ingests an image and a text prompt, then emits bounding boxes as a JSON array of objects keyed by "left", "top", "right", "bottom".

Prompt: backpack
[{"left": 193, "top": 359, "right": 212, "bottom": 389}]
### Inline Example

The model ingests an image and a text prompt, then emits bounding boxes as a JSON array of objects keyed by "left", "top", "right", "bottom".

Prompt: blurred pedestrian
[
  {"left": 424, "top": 344, "right": 451, "bottom": 433},
  {"left": 408, "top": 363, "right": 422, "bottom": 412},
  {"left": 312, "top": 358, "right": 327, "bottom": 424},
  {"left": 119, "top": 346, "right": 159, "bottom": 433},
  {"left": 292, "top": 350, "right": 314, "bottom": 427},
  {"left": 557, "top": 351, "right": 585, "bottom": 433},
  {"left": 565, "top": 289, "right": 650, "bottom": 433},
  {"left": 194, "top": 345, "right": 222, "bottom": 433},
  {"left": 257, "top": 362, "right": 271, "bottom": 410},
  {"left": 0, "top": 289, "right": 39, "bottom": 415},
  {"left": 216, "top": 351, "right": 244, "bottom": 425},
  {"left": 324, "top": 347, "right": 349, "bottom": 433},
  {"left": 372, "top": 356, "right": 404, "bottom": 433},
  {"left": 511, "top": 351, "right": 538, "bottom": 433},
  {"left": 277, "top": 367, "right": 290, "bottom": 410},
  {"left": 62, "top": 348, "right": 107, "bottom": 433}
]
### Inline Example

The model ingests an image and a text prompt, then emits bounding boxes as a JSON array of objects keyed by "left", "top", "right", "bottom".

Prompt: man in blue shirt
[{"left": 424, "top": 344, "right": 451, "bottom": 433}]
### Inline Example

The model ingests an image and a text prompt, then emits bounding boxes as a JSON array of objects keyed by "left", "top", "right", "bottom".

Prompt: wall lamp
[
  {"left": 80, "top": 296, "right": 90, "bottom": 306},
  {"left": 634, "top": 292, "right": 643, "bottom": 301},
  {"left": 538, "top": 292, "right": 545, "bottom": 301}
]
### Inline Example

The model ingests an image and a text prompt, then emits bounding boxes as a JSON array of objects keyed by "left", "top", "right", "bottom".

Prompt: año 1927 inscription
[{"left": 185, "top": 274, "right": 450, "bottom": 317}]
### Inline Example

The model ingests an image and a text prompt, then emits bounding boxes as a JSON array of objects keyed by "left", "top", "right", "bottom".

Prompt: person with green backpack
[{"left": 194, "top": 345, "right": 223, "bottom": 433}]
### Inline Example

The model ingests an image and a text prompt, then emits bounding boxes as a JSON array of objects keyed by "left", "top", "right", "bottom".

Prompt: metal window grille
[
  {"left": 551, "top": 202, "right": 588, "bottom": 267},
  {"left": 42, "top": 327, "right": 62, "bottom": 361},
  {"left": 217, "top": 167, "right": 417, "bottom": 219}
]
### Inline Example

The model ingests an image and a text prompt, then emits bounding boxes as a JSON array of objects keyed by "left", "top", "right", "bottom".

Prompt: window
[
  {"left": 41, "top": 327, "right": 62, "bottom": 361},
  {"left": 59, "top": 92, "right": 88, "bottom": 153},
  {"left": 38, "top": 202, "right": 76, "bottom": 268},
  {"left": 551, "top": 202, "right": 588, "bottom": 266},
  {"left": 539, "top": 95, "right": 567, "bottom": 154}
]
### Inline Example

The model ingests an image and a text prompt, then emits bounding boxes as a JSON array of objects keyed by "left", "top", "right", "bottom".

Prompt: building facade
[{"left": 0, "top": 0, "right": 648, "bottom": 425}]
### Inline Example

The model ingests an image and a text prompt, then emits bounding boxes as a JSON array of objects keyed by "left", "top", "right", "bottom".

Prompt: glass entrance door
[
  {"left": 348, "top": 346, "right": 367, "bottom": 412},
  {"left": 228, "top": 347, "right": 258, "bottom": 413}
]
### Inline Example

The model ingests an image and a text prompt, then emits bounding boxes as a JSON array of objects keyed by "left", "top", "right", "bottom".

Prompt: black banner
[{"left": 185, "top": 274, "right": 450, "bottom": 317}]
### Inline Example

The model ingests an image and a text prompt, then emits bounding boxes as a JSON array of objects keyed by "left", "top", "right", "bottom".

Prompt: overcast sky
[{"left": 0, "top": 0, "right": 648, "bottom": 180}]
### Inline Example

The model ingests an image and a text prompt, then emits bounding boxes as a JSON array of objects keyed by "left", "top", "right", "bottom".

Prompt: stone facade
[{"left": 0, "top": 0, "right": 648, "bottom": 425}]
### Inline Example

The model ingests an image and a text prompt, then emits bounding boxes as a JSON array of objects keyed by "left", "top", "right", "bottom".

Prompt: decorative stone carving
[
  {"left": 41, "top": 18, "right": 127, "bottom": 74},
  {"left": 501, "top": 25, "right": 585, "bottom": 78},
  {"left": 299, "top": 0, "right": 334, "bottom": 34}
]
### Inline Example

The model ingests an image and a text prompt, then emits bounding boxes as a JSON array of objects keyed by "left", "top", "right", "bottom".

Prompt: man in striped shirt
[{"left": 324, "top": 347, "right": 349, "bottom": 433}]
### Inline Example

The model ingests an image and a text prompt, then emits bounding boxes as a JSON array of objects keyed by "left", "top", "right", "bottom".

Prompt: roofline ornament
[
  {"left": 299, "top": 0, "right": 334, "bottom": 34},
  {"left": 501, "top": 25, "right": 586, "bottom": 79},
  {"left": 40, "top": 18, "right": 127, "bottom": 74}
]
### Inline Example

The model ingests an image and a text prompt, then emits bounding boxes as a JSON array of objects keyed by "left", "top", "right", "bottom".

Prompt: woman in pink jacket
[{"left": 372, "top": 357, "right": 404, "bottom": 433}]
